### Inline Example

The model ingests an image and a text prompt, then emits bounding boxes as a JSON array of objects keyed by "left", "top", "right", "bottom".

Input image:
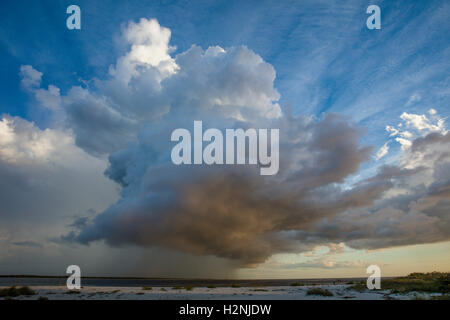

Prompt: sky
[{"left": 0, "top": 0, "right": 449, "bottom": 278}]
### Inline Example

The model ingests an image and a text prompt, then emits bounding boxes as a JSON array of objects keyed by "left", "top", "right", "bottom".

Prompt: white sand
[{"left": 1, "top": 284, "right": 444, "bottom": 300}]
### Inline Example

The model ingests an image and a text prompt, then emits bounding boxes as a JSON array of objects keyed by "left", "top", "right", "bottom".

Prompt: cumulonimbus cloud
[{"left": 17, "top": 18, "right": 449, "bottom": 267}]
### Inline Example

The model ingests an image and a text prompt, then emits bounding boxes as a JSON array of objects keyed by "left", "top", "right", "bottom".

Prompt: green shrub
[
  {"left": 18, "top": 286, "right": 36, "bottom": 296},
  {"left": 65, "top": 290, "right": 81, "bottom": 294},
  {"left": 0, "top": 286, "right": 36, "bottom": 297},
  {"left": 306, "top": 288, "right": 333, "bottom": 297},
  {"left": 347, "top": 272, "right": 449, "bottom": 294},
  {"left": 346, "top": 281, "right": 366, "bottom": 291},
  {"left": 431, "top": 294, "right": 450, "bottom": 300}
]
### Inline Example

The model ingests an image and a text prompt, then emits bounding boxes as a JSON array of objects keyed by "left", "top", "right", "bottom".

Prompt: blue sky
[
  {"left": 0, "top": 0, "right": 449, "bottom": 277},
  {"left": 1, "top": 0, "right": 447, "bottom": 186},
  {"left": 2, "top": 0, "right": 448, "bottom": 133}
]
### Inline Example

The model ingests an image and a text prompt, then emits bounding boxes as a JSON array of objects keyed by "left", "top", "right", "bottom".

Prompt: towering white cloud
[{"left": 3, "top": 18, "right": 448, "bottom": 269}]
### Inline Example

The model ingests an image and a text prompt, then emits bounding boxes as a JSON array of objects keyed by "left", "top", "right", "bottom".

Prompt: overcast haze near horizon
[{"left": 0, "top": 0, "right": 449, "bottom": 279}]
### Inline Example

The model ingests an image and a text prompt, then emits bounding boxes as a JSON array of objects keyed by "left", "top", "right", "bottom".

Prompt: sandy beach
[{"left": 1, "top": 284, "right": 445, "bottom": 300}]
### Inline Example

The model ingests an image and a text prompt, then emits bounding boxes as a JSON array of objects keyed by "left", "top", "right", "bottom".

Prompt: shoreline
[{"left": 0, "top": 276, "right": 370, "bottom": 288}]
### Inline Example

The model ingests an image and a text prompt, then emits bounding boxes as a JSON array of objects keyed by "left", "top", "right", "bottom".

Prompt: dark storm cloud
[
  {"left": 64, "top": 128, "right": 450, "bottom": 266},
  {"left": 69, "top": 114, "right": 388, "bottom": 266},
  {"left": 293, "top": 131, "right": 450, "bottom": 251}
]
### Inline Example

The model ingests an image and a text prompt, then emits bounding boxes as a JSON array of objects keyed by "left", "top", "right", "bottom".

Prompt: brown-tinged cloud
[{"left": 10, "top": 18, "right": 449, "bottom": 269}]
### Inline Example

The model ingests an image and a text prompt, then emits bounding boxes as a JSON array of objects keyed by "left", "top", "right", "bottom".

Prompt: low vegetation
[
  {"left": 430, "top": 294, "right": 450, "bottom": 300},
  {"left": 231, "top": 284, "right": 241, "bottom": 288},
  {"left": 65, "top": 289, "right": 81, "bottom": 294},
  {"left": 306, "top": 288, "right": 333, "bottom": 297},
  {"left": 348, "top": 272, "right": 450, "bottom": 294},
  {"left": 290, "top": 282, "right": 303, "bottom": 287},
  {"left": 142, "top": 287, "right": 152, "bottom": 290},
  {"left": 0, "top": 286, "right": 36, "bottom": 298},
  {"left": 207, "top": 285, "right": 216, "bottom": 289},
  {"left": 171, "top": 285, "right": 194, "bottom": 291}
]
